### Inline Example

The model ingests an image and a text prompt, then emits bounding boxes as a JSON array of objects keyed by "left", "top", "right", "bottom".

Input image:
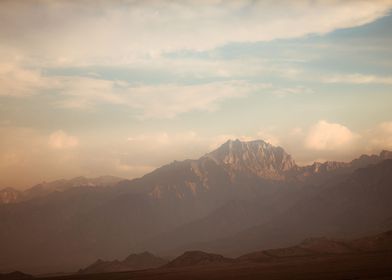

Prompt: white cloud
[
  {"left": 273, "top": 86, "right": 313, "bottom": 98},
  {"left": 323, "top": 73, "right": 392, "bottom": 84},
  {"left": 3, "top": 120, "right": 392, "bottom": 189},
  {"left": 1, "top": 1, "right": 391, "bottom": 66},
  {"left": 49, "top": 130, "right": 79, "bottom": 149},
  {"left": 256, "top": 128, "right": 280, "bottom": 146},
  {"left": 367, "top": 121, "right": 392, "bottom": 150},
  {"left": 0, "top": 126, "right": 82, "bottom": 188},
  {"left": 0, "top": 63, "right": 260, "bottom": 118},
  {"left": 305, "top": 120, "right": 357, "bottom": 150},
  {"left": 0, "top": 63, "right": 57, "bottom": 97},
  {"left": 58, "top": 78, "right": 258, "bottom": 119},
  {"left": 126, "top": 81, "right": 256, "bottom": 119}
]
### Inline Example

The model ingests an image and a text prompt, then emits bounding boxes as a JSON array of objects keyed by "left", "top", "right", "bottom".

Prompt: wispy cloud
[
  {"left": 323, "top": 73, "right": 392, "bottom": 84},
  {"left": 0, "top": 62, "right": 261, "bottom": 118},
  {"left": 1, "top": 1, "right": 391, "bottom": 66},
  {"left": 58, "top": 78, "right": 258, "bottom": 119},
  {"left": 0, "top": 63, "right": 57, "bottom": 97}
]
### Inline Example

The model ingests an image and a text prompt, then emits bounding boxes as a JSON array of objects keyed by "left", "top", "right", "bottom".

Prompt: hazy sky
[{"left": 1, "top": 0, "right": 392, "bottom": 188}]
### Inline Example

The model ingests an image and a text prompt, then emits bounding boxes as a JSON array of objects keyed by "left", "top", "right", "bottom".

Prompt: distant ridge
[
  {"left": 0, "top": 271, "right": 33, "bottom": 280},
  {"left": 0, "top": 176, "right": 124, "bottom": 204},
  {"left": 79, "top": 252, "right": 167, "bottom": 274},
  {"left": 165, "top": 251, "right": 233, "bottom": 268},
  {"left": 237, "top": 229, "right": 392, "bottom": 263}
]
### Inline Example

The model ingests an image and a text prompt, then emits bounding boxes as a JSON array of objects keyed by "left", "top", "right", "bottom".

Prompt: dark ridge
[
  {"left": 0, "top": 271, "right": 34, "bottom": 280},
  {"left": 166, "top": 251, "right": 233, "bottom": 268}
]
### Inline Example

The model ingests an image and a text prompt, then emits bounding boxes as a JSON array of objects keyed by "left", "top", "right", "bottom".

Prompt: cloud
[
  {"left": 256, "top": 128, "right": 280, "bottom": 146},
  {"left": 2, "top": 120, "right": 392, "bottom": 189},
  {"left": 49, "top": 130, "right": 79, "bottom": 149},
  {"left": 0, "top": 63, "right": 57, "bottom": 97},
  {"left": 0, "top": 126, "right": 82, "bottom": 188},
  {"left": 1, "top": 1, "right": 391, "bottom": 66},
  {"left": 125, "top": 81, "right": 256, "bottom": 119},
  {"left": 59, "top": 78, "right": 258, "bottom": 119},
  {"left": 367, "top": 121, "right": 392, "bottom": 150},
  {"left": 0, "top": 63, "right": 259, "bottom": 118},
  {"left": 305, "top": 120, "right": 357, "bottom": 151},
  {"left": 272, "top": 86, "right": 313, "bottom": 98},
  {"left": 323, "top": 73, "right": 392, "bottom": 84}
]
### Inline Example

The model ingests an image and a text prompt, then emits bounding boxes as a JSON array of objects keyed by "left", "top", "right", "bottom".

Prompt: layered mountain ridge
[
  {"left": 1, "top": 139, "right": 392, "bottom": 274},
  {"left": 2, "top": 139, "right": 391, "bottom": 205}
]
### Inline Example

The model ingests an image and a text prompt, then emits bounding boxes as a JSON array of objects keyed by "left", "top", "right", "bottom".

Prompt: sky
[{"left": 1, "top": 0, "right": 392, "bottom": 188}]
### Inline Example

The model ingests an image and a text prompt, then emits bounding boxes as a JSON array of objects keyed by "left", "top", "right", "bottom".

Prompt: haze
[{"left": 1, "top": 0, "right": 392, "bottom": 188}]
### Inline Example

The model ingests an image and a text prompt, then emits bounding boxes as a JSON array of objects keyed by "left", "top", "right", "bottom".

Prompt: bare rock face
[
  {"left": 205, "top": 139, "right": 296, "bottom": 179},
  {"left": 166, "top": 251, "right": 232, "bottom": 268},
  {"left": 142, "top": 139, "right": 298, "bottom": 210},
  {"left": 298, "top": 150, "right": 392, "bottom": 179}
]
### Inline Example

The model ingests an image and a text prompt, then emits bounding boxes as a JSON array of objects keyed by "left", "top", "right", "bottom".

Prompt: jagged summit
[{"left": 204, "top": 139, "right": 296, "bottom": 179}]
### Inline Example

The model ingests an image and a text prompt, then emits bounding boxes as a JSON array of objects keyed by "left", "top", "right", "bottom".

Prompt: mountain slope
[
  {"left": 0, "top": 139, "right": 391, "bottom": 274},
  {"left": 194, "top": 159, "right": 392, "bottom": 255}
]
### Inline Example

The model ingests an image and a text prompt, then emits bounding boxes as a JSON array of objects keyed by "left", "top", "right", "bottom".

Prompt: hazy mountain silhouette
[
  {"left": 0, "top": 271, "right": 33, "bottom": 280},
  {"left": 5, "top": 230, "right": 392, "bottom": 279},
  {"left": 0, "top": 176, "right": 123, "bottom": 204},
  {"left": 166, "top": 251, "right": 232, "bottom": 268},
  {"left": 0, "top": 139, "right": 391, "bottom": 274},
  {"left": 79, "top": 252, "right": 167, "bottom": 274}
]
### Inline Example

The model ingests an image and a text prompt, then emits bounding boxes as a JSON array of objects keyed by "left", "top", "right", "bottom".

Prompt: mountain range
[
  {"left": 0, "top": 139, "right": 391, "bottom": 274},
  {"left": 78, "top": 252, "right": 167, "bottom": 274},
  {"left": 0, "top": 176, "right": 123, "bottom": 205},
  {"left": 4, "top": 229, "right": 392, "bottom": 279}
]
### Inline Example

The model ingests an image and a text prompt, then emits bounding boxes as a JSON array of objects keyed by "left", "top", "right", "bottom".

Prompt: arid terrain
[
  {"left": 2, "top": 1, "right": 392, "bottom": 280},
  {"left": 3, "top": 230, "right": 392, "bottom": 280}
]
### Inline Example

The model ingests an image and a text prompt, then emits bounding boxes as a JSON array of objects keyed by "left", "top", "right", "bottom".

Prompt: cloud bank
[
  {"left": 1, "top": 0, "right": 391, "bottom": 65},
  {"left": 305, "top": 120, "right": 357, "bottom": 151}
]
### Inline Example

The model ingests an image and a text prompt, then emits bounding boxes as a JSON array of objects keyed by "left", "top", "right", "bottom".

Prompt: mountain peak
[{"left": 204, "top": 139, "right": 296, "bottom": 179}]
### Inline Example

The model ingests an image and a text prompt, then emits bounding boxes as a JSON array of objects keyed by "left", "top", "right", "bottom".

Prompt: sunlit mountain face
[{"left": 1, "top": 1, "right": 392, "bottom": 279}]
